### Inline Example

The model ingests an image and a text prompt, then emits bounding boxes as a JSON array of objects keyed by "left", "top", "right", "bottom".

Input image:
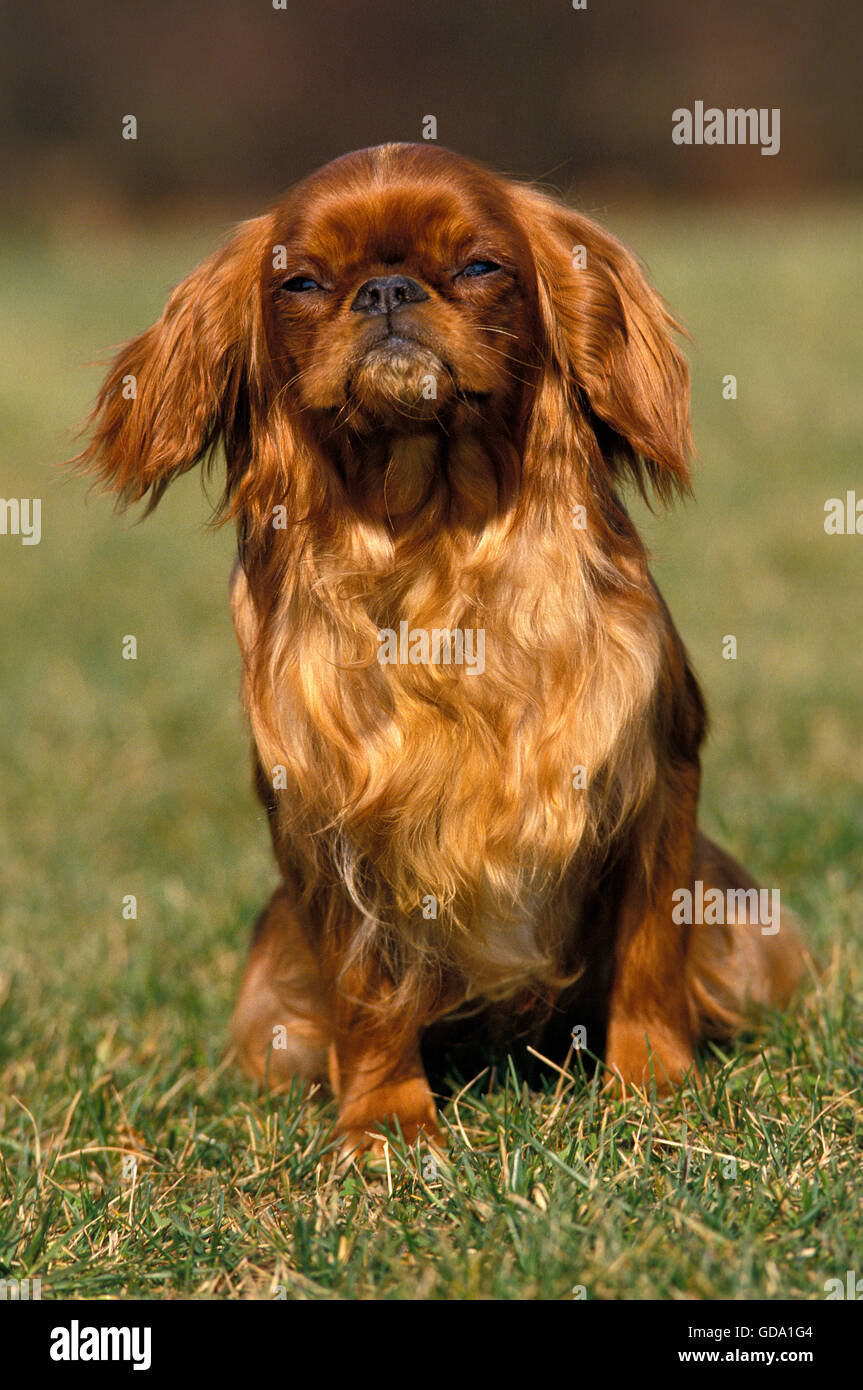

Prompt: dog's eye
[
  {"left": 281, "top": 275, "right": 322, "bottom": 292},
  {"left": 460, "top": 260, "right": 501, "bottom": 278}
]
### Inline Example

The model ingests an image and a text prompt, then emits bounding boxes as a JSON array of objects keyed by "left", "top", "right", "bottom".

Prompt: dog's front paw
[
  {"left": 335, "top": 1076, "right": 443, "bottom": 1162},
  {"left": 605, "top": 1019, "right": 695, "bottom": 1094}
]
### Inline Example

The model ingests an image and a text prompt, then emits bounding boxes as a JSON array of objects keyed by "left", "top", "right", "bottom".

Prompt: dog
[{"left": 78, "top": 143, "right": 807, "bottom": 1153}]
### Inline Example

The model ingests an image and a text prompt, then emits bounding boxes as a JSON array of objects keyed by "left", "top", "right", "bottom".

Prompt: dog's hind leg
[
  {"left": 686, "top": 833, "right": 811, "bottom": 1041},
  {"left": 231, "top": 885, "right": 331, "bottom": 1087}
]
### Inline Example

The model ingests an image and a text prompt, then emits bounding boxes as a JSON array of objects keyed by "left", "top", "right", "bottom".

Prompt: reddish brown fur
[{"left": 76, "top": 143, "right": 808, "bottom": 1152}]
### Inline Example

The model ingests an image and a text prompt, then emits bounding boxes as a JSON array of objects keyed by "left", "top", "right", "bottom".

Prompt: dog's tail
[{"left": 686, "top": 833, "right": 813, "bottom": 1040}]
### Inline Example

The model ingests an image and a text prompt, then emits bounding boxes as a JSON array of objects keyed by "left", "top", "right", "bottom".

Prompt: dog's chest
[{"left": 234, "top": 554, "right": 662, "bottom": 952}]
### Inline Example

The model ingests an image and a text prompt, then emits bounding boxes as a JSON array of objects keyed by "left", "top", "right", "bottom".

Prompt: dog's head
[
  {"left": 78, "top": 143, "right": 691, "bottom": 533},
  {"left": 266, "top": 144, "right": 538, "bottom": 432}
]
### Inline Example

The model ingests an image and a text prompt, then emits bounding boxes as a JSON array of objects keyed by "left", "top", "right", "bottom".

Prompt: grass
[{"left": 0, "top": 203, "right": 860, "bottom": 1300}]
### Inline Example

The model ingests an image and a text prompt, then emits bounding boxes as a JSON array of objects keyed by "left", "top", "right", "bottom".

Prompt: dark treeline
[{"left": 1, "top": 0, "right": 859, "bottom": 210}]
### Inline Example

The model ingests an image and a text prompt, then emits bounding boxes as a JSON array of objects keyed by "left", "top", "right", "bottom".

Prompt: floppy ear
[
  {"left": 75, "top": 214, "right": 273, "bottom": 513},
  {"left": 517, "top": 186, "right": 692, "bottom": 503}
]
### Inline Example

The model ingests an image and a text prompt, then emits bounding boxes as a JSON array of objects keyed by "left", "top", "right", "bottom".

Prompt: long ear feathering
[
  {"left": 72, "top": 214, "right": 274, "bottom": 517},
  {"left": 515, "top": 184, "right": 693, "bottom": 506}
]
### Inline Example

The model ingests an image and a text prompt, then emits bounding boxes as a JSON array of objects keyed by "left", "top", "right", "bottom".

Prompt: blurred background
[
  {"left": 0, "top": 0, "right": 860, "bottom": 1300},
  {"left": 2, "top": 0, "right": 862, "bottom": 217}
]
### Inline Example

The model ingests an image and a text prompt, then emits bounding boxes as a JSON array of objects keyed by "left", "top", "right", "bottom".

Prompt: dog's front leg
[
  {"left": 605, "top": 765, "right": 700, "bottom": 1092},
  {"left": 326, "top": 955, "right": 442, "bottom": 1157}
]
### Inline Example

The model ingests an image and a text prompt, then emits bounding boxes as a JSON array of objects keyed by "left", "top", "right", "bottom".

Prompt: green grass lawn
[{"left": 0, "top": 204, "right": 860, "bottom": 1300}]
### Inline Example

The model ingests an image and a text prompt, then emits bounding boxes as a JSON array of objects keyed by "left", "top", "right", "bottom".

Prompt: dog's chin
[{"left": 346, "top": 339, "right": 455, "bottom": 430}]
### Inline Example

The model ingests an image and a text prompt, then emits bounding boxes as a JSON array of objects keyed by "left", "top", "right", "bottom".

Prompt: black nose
[{"left": 350, "top": 274, "right": 429, "bottom": 315}]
